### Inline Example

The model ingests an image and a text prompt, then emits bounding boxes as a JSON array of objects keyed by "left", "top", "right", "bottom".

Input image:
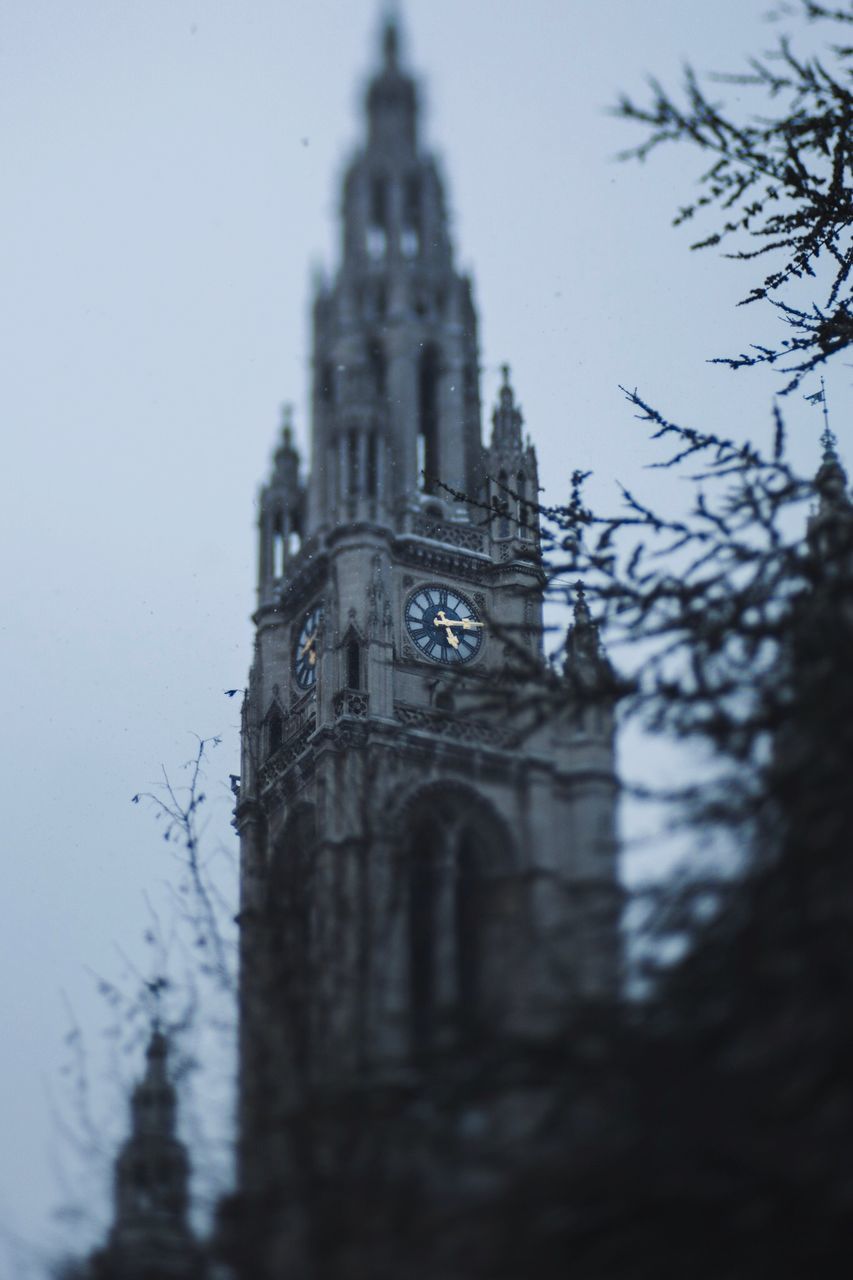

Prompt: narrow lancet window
[
  {"left": 288, "top": 510, "right": 302, "bottom": 558},
  {"left": 367, "top": 175, "right": 388, "bottom": 259},
  {"left": 402, "top": 175, "right": 421, "bottom": 258},
  {"left": 346, "top": 639, "right": 361, "bottom": 690},
  {"left": 268, "top": 710, "right": 283, "bottom": 757},
  {"left": 517, "top": 472, "right": 527, "bottom": 534},
  {"left": 319, "top": 361, "right": 334, "bottom": 404},
  {"left": 368, "top": 337, "right": 386, "bottom": 396},
  {"left": 409, "top": 823, "right": 436, "bottom": 1050},
  {"left": 418, "top": 346, "right": 440, "bottom": 493},
  {"left": 366, "top": 432, "right": 378, "bottom": 498},
  {"left": 455, "top": 829, "right": 482, "bottom": 1023},
  {"left": 272, "top": 513, "right": 286, "bottom": 577},
  {"left": 497, "top": 471, "right": 510, "bottom": 538}
]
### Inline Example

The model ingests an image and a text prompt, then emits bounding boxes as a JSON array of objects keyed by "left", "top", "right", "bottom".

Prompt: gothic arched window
[
  {"left": 267, "top": 709, "right": 283, "bottom": 758},
  {"left": 402, "top": 789, "right": 513, "bottom": 1052},
  {"left": 319, "top": 360, "right": 334, "bottom": 404},
  {"left": 408, "top": 820, "right": 437, "bottom": 1051},
  {"left": 367, "top": 174, "right": 388, "bottom": 259},
  {"left": 366, "top": 431, "right": 378, "bottom": 499},
  {"left": 402, "top": 174, "right": 421, "bottom": 258},
  {"left": 347, "top": 429, "right": 359, "bottom": 498},
  {"left": 346, "top": 638, "right": 361, "bottom": 690},
  {"left": 517, "top": 471, "right": 528, "bottom": 535},
  {"left": 497, "top": 471, "right": 510, "bottom": 538},
  {"left": 368, "top": 336, "right": 386, "bottom": 397},
  {"left": 455, "top": 827, "right": 482, "bottom": 1020},
  {"left": 272, "top": 512, "right": 286, "bottom": 577}
]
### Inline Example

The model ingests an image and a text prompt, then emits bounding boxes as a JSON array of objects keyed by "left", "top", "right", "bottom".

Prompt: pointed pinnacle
[
  {"left": 382, "top": 14, "right": 400, "bottom": 68},
  {"left": 280, "top": 403, "right": 294, "bottom": 448}
]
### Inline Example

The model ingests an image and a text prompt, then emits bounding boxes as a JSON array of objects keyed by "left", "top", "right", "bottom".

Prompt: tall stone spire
[{"left": 306, "top": 9, "right": 482, "bottom": 528}]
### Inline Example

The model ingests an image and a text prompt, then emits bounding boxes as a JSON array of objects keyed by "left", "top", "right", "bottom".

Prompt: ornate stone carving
[
  {"left": 410, "top": 512, "right": 486, "bottom": 552},
  {"left": 333, "top": 689, "right": 369, "bottom": 719},
  {"left": 258, "top": 716, "right": 317, "bottom": 794},
  {"left": 395, "top": 540, "right": 487, "bottom": 583},
  {"left": 393, "top": 702, "right": 512, "bottom": 746}
]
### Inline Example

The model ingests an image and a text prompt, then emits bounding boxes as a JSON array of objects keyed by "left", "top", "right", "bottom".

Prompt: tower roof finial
[
  {"left": 270, "top": 404, "right": 300, "bottom": 489},
  {"left": 280, "top": 402, "right": 294, "bottom": 449},
  {"left": 382, "top": 11, "right": 400, "bottom": 68},
  {"left": 366, "top": 4, "right": 417, "bottom": 150}
]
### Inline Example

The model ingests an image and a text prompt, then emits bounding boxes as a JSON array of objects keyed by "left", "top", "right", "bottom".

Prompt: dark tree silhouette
[{"left": 614, "top": 0, "right": 853, "bottom": 391}]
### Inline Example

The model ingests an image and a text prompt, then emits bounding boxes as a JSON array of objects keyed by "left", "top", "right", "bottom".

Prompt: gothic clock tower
[{"left": 233, "top": 16, "right": 620, "bottom": 1229}]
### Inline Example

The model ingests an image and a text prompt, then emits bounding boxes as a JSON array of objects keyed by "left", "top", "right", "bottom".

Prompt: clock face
[
  {"left": 404, "top": 584, "right": 484, "bottom": 665},
  {"left": 293, "top": 603, "right": 323, "bottom": 689}
]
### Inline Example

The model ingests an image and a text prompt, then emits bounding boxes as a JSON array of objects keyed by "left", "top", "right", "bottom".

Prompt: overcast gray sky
[{"left": 1, "top": 1, "right": 847, "bottom": 1272}]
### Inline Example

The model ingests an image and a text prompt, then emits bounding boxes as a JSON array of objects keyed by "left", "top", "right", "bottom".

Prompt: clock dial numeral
[{"left": 403, "top": 584, "right": 485, "bottom": 667}]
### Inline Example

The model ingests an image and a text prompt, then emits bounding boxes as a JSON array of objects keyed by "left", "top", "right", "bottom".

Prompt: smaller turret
[
  {"left": 563, "top": 581, "right": 618, "bottom": 706},
  {"left": 258, "top": 406, "right": 305, "bottom": 604},
  {"left": 814, "top": 426, "right": 850, "bottom": 510},
  {"left": 490, "top": 363, "right": 524, "bottom": 455},
  {"left": 484, "top": 365, "right": 539, "bottom": 547},
  {"left": 85, "top": 1028, "right": 204, "bottom": 1279},
  {"left": 807, "top": 426, "right": 853, "bottom": 565}
]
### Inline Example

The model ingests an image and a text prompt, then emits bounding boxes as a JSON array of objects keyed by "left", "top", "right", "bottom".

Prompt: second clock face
[
  {"left": 404, "top": 584, "right": 484, "bottom": 665},
  {"left": 293, "top": 603, "right": 323, "bottom": 689}
]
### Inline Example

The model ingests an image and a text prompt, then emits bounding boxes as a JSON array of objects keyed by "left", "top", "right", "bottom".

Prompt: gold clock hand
[{"left": 434, "top": 610, "right": 483, "bottom": 632}]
